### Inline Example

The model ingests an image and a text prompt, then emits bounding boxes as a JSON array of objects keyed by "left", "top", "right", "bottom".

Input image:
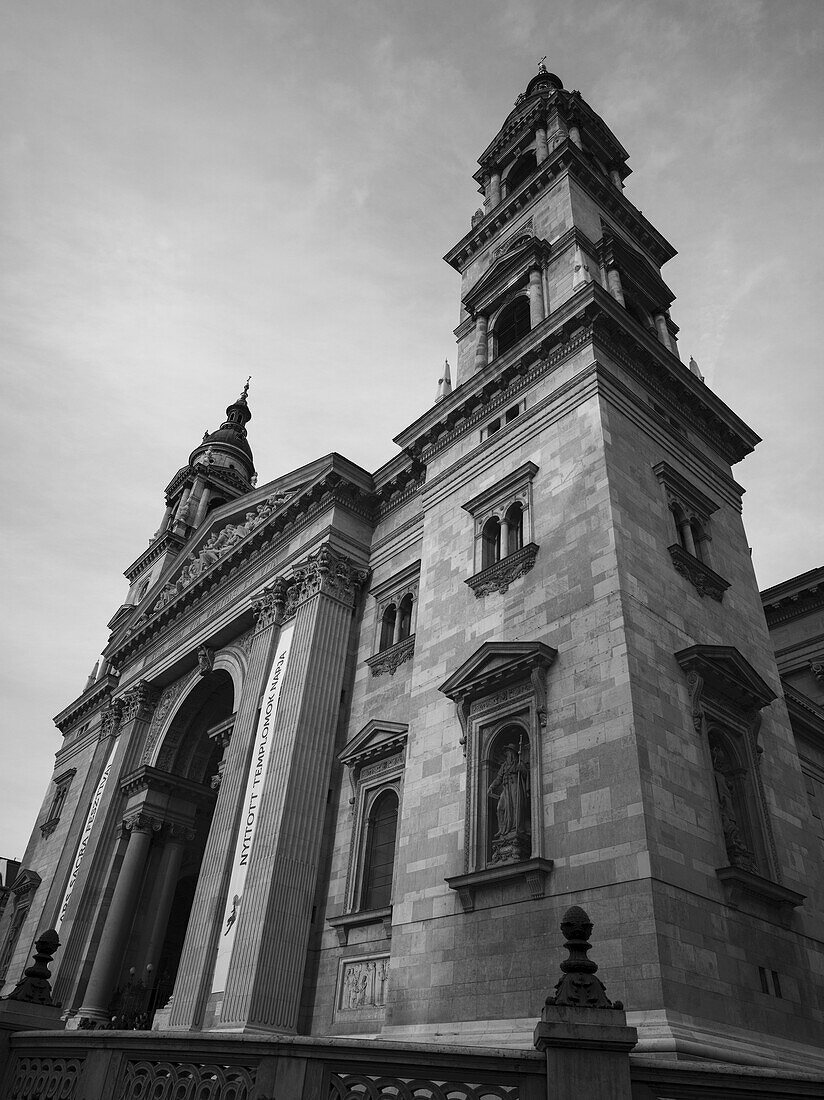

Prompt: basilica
[{"left": 1, "top": 65, "right": 822, "bottom": 1100}]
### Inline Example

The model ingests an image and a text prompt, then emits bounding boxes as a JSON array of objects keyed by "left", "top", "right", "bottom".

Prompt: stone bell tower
[
  {"left": 447, "top": 61, "right": 680, "bottom": 389},
  {"left": 349, "top": 64, "right": 822, "bottom": 1064}
]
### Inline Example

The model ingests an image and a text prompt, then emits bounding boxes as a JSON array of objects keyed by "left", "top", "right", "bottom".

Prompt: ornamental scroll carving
[
  {"left": 119, "top": 681, "right": 160, "bottom": 724},
  {"left": 100, "top": 699, "right": 124, "bottom": 739},
  {"left": 251, "top": 578, "right": 288, "bottom": 631},
  {"left": 142, "top": 679, "right": 186, "bottom": 764},
  {"left": 289, "top": 546, "right": 369, "bottom": 610}
]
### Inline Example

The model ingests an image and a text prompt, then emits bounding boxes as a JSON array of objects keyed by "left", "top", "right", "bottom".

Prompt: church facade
[{"left": 1, "top": 65, "right": 822, "bottom": 1077}]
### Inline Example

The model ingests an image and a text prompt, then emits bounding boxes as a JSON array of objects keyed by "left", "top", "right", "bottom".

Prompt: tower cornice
[
  {"left": 445, "top": 141, "right": 675, "bottom": 274},
  {"left": 394, "top": 283, "right": 758, "bottom": 467}
]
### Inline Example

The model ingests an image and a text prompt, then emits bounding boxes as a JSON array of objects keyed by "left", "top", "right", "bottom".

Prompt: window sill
[
  {"left": 466, "top": 543, "right": 539, "bottom": 598},
  {"left": 716, "top": 866, "right": 805, "bottom": 911},
  {"left": 39, "top": 818, "right": 60, "bottom": 838},
  {"left": 327, "top": 906, "right": 392, "bottom": 946},
  {"left": 445, "top": 856, "right": 553, "bottom": 913},
  {"left": 667, "top": 545, "right": 730, "bottom": 602},
  {"left": 366, "top": 635, "right": 415, "bottom": 677}
]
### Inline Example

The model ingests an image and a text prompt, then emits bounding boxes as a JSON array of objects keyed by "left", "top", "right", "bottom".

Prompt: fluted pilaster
[
  {"left": 220, "top": 547, "right": 365, "bottom": 1031},
  {"left": 168, "top": 583, "right": 286, "bottom": 1029}
]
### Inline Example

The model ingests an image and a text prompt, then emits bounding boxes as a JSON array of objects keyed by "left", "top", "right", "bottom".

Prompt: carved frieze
[
  {"left": 667, "top": 545, "right": 730, "bottom": 602},
  {"left": 335, "top": 954, "right": 390, "bottom": 1016},
  {"left": 366, "top": 635, "right": 415, "bottom": 677}
]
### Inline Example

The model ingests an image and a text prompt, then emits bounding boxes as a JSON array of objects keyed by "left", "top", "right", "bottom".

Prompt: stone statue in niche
[
  {"left": 711, "top": 744, "right": 757, "bottom": 873},
  {"left": 487, "top": 732, "right": 531, "bottom": 864}
]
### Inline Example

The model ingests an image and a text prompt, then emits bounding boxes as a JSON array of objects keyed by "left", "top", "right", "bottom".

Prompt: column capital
[
  {"left": 287, "top": 545, "right": 369, "bottom": 612},
  {"left": 251, "top": 578, "right": 289, "bottom": 632},
  {"left": 163, "top": 822, "right": 196, "bottom": 844},
  {"left": 119, "top": 680, "right": 161, "bottom": 724},
  {"left": 100, "top": 698, "right": 123, "bottom": 739},
  {"left": 122, "top": 811, "right": 164, "bottom": 836}
]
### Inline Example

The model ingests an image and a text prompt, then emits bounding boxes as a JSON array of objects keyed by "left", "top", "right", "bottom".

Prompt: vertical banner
[
  {"left": 55, "top": 738, "right": 119, "bottom": 931},
  {"left": 211, "top": 623, "right": 295, "bottom": 993}
]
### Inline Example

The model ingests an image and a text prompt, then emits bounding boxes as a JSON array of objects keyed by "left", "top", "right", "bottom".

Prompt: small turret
[{"left": 111, "top": 381, "right": 259, "bottom": 630}]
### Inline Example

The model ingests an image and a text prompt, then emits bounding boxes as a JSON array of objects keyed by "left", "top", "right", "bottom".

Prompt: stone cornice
[
  {"left": 53, "top": 674, "right": 119, "bottom": 734},
  {"left": 589, "top": 285, "right": 760, "bottom": 464},
  {"left": 783, "top": 682, "right": 824, "bottom": 743},
  {"left": 395, "top": 284, "right": 758, "bottom": 468},
  {"left": 761, "top": 566, "right": 824, "bottom": 624},
  {"left": 124, "top": 531, "right": 187, "bottom": 583},
  {"left": 120, "top": 765, "right": 216, "bottom": 805},
  {"left": 395, "top": 294, "right": 602, "bottom": 461}
]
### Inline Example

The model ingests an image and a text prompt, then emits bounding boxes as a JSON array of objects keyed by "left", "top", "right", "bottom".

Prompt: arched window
[
  {"left": 481, "top": 517, "right": 501, "bottom": 570},
  {"left": 398, "top": 594, "right": 413, "bottom": 641},
  {"left": 505, "top": 152, "right": 537, "bottom": 195},
  {"left": 672, "top": 504, "right": 689, "bottom": 552},
  {"left": 206, "top": 496, "right": 227, "bottom": 515},
  {"left": 504, "top": 502, "right": 523, "bottom": 555},
  {"left": 690, "top": 518, "right": 708, "bottom": 563},
  {"left": 379, "top": 605, "right": 397, "bottom": 651},
  {"left": 361, "top": 788, "right": 399, "bottom": 910},
  {"left": 494, "top": 297, "right": 531, "bottom": 357}
]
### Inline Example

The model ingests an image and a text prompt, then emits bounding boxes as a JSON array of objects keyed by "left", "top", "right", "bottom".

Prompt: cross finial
[
  {"left": 538, "top": 55, "right": 547, "bottom": 73},
  {"left": 239, "top": 375, "right": 251, "bottom": 402}
]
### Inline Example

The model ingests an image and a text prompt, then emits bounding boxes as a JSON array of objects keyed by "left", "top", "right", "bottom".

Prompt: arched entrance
[{"left": 109, "top": 668, "right": 237, "bottom": 1027}]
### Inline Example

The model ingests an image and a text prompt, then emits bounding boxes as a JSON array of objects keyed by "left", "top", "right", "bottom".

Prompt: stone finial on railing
[
  {"left": 4, "top": 929, "right": 60, "bottom": 1006},
  {"left": 543, "top": 905, "right": 622, "bottom": 1010}
]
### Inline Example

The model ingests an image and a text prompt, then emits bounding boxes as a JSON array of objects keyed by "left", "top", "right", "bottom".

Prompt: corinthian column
[
  {"left": 168, "top": 581, "right": 288, "bottom": 1030},
  {"left": 78, "top": 812, "right": 161, "bottom": 1021},
  {"left": 220, "top": 545, "right": 367, "bottom": 1032}
]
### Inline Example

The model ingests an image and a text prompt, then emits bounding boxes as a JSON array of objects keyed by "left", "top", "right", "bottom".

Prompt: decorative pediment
[
  {"left": 10, "top": 868, "right": 42, "bottom": 898},
  {"left": 148, "top": 488, "right": 295, "bottom": 614},
  {"left": 439, "top": 641, "right": 557, "bottom": 703},
  {"left": 462, "top": 236, "right": 551, "bottom": 317},
  {"left": 339, "top": 721, "right": 409, "bottom": 774},
  {"left": 675, "top": 645, "right": 776, "bottom": 714}
]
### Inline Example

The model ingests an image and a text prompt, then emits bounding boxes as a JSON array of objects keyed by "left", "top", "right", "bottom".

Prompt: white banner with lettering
[
  {"left": 211, "top": 623, "right": 294, "bottom": 993},
  {"left": 55, "top": 739, "right": 119, "bottom": 931}
]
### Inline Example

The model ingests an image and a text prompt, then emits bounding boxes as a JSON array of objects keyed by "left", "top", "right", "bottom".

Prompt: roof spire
[
  {"left": 538, "top": 55, "right": 547, "bottom": 73},
  {"left": 436, "top": 359, "right": 452, "bottom": 403}
]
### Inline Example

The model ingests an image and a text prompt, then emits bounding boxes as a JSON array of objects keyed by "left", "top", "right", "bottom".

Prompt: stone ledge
[
  {"left": 667, "top": 544, "right": 730, "bottom": 602},
  {"left": 366, "top": 636, "right": 415, "bottom": 677},
  {"left": 716, "top": 865, "right": 805, "bottom": 910},
  {"left": 445, "top": 857, "right": 553, "bottom": 913},
  {"left": 465, "top": 544, "right": 539, "bottom": 598},
  {"left": 327, "top": 906, "right": 392, "bottom": 945}
]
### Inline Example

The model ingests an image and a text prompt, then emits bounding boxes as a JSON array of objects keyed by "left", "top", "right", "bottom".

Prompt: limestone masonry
[{"left": 1, "top": 65, "right": 822, "bottom": 1090}]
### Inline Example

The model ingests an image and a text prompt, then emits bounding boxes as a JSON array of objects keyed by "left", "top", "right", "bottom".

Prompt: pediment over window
[
  {"left": 675, "top": 645, "right": 776, "bottom": 713},
  {"left": 339, "top": 721, "right": 409, "bottom": 774},
  {"left": 463, "top": 236, "right": 550, "bottom": 317},
  {"left": 439, "top": 641, "right": 557, "bottom": 704}
]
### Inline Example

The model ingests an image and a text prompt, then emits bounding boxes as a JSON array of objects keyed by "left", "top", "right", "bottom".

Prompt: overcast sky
[{"left": 1, "top": 0, "right": 822, "bottom": 858}]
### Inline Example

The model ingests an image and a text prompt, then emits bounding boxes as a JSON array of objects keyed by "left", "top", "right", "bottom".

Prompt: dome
[
  {"left": 188, "top": 380, "right": 255, "bottom": 476},
  {"left": 523, "top": 65, "right": 563, "bottom": 99}
]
